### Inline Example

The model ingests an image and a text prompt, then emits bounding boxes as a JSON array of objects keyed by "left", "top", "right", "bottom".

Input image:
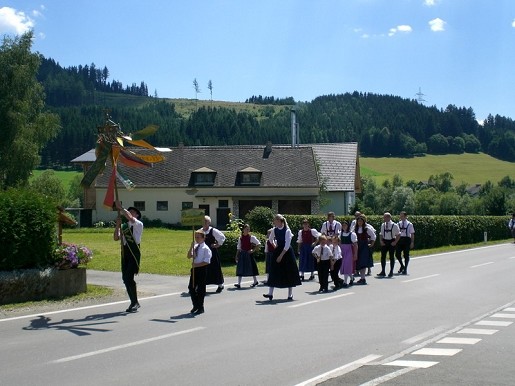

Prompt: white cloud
[
  {"left": 429, "top": 17, "right": 446, "bottom": 32},
  {"left": 0, "top": 7, "right": 35, "bottom": 35},
  {"left": 424, "top": 0, "right": 439, "bottom": 6},
  {"left": 388, "top": 24, "right": 413, "bottom": 36},
  {"left": 512, "top": 19, "right": 515, "bottom": 28}
]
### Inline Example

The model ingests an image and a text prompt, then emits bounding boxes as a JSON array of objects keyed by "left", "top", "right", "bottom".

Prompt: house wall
[
  {"left": 94, "top": 188, "right": 233, "bottom": 226},
  {"left": 319, "top": 191, "right": 355, "bottom": 215}
]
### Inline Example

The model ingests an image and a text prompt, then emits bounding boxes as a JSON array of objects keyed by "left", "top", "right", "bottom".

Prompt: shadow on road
[{"left": 22, "top": 311, "right": 127, "bottom": 336}]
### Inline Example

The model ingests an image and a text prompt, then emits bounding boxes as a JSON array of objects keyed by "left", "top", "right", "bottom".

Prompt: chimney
[
  {"left": 263, "top": 141, "right": 272, "bottom": 159},
  {"left": 291, "top": 108, "right": 299, "bottom": 147}
]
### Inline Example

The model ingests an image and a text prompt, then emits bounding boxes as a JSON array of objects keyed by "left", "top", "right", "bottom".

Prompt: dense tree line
[
  {"left": 35, "top": 55, "right": 515, "bottom": 165},
  {"left": 353, "top": 173, "right": 515, "bottom": 216},
  {"left": 37, "top": 57, "right": 149, "bottom": 107},
  {"left": 245, "top": 95, "right": 296, "bottom": 105}
]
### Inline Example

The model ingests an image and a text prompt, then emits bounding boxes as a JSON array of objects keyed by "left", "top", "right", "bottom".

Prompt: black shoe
[
  {"left": 216, "top": 285, "right": 224, "bottom": 293},
  {"left": 190, "top": 307, "right": 198, "bottom": 314},
  {"left": 308, "top": 275, "right": 315, "bottom": 281},
  {"left": 234, "top": 284, "right": 241, "bottom": 288},
  {"left": 398, "top": 267, "right": 405, "bottom": 274},
  {"left": 388, "top": 271, "right": 393, "bottom": 278},
  {"left": 318, "top": 287, "right": 324, "bottom": 292},
  {"left": 349, "top": 280, "right": 354, "bottom": 286},
  {"left": 287, "top": 296, "right": 294, "bottom": 301},
  {"left": 356, "top": 279, "right": 367, "bottom": 285},
  {"left": 250, "top": 282, "right": 259, "bottom": 288},
  {"left": 262, "top": 294, "right": 273, "bottom": 301},
  {"left": 402, "top": 270, "right": 408, "bottom": 275},
  {"left": 323, "top": 289, "right": 329, "bottom": 293},
  {"left": 126, "top": 302, "right": 140, "bottom": 313},
  {"left": 194, "top": 307, "right": 204, "bottom": 315},
  {"left": 366, "top": 270, "right": 371, "bottom": 276},
  {"left": 341, "top": 283, "right": 349, "bottom": 288},
  {"left": 377, "top": 272, "right": 386, "bottom": 277}
]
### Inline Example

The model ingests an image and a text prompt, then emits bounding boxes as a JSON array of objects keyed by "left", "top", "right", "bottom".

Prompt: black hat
[{"left": 127, "top": 207, "right": 142, "bottom": 220}]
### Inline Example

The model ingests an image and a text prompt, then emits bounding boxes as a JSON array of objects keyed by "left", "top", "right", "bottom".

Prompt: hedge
[
  {"left": 217, "top": 212, "right": 510, "bottom": 261},
  {"left": 0, "top": 189, "right": 57, "bottom": 270}
]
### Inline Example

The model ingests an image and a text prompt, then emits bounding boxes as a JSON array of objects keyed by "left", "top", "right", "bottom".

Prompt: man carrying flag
[{"left": 114, "top": 200, "right": 143, "bottom": 312}]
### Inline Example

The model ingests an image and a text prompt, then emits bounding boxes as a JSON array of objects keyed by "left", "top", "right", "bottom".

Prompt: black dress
[{"left": 267, "top": 226, "right": 301, "bottom": 288}]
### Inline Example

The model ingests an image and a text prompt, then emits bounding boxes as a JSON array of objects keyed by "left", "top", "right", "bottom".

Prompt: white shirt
[
  {"left": 192, "top": 242, "right": 212, "bottom": 264},
  {"left": 297, "top": 228, "right": 321, "bottom": 243},
  {"left": 331, "top": 244, "right": 342, "bottom": 260},
  {"left": 237, "top": 235, "right": 261, "bottom": 250},
  {"left": 355, "top": 225, "right": 377, "bottom": 241},
  {"left": 320, "top": 220, "right": 342, "bottom": 237},
  {"left": 380, "top": 221, "right": 400, "bottom": 241},
  {"left": 199, "top": 226, "right": 226, "bottom": 245},
  {"left": 122, "top": 218, "right": 143, "bottom": 245},
  {"left": 398, "top": 220, "right": 415, "bottom": 238},
  {"left": 340, "top": 231, "right": 358, "bottom": 243},
  {"left": 312, "top": 244, "right": 333, "bottom": 261}
]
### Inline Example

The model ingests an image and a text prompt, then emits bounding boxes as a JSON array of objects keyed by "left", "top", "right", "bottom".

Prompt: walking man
[
  {"left": 395, "top": 211, "right": 415, "bottom": 275},
  {"left": 377, "top": 212, "right": 400, "bottom": 278}
]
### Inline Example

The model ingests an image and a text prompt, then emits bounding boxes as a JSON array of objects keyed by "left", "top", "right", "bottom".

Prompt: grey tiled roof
[
  {"left": 74, "top": 143, "right": 359, "bottom": 192},
  {"left": 93, "top": 145, "right": 319, "bottom": 188},
  {"left": 310, "top": 143, "right": 359, "bottom": 191}
]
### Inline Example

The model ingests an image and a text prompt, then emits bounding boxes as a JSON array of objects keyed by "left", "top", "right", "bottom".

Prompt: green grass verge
[
  {"left": 30, "top": 169, "right": 82, "bottom": 190},
  {"left": 0, "top": 284, "right": 114, "bottom": 312},
  {"left": 360, "top": 153, "right": 515, "bottom": 185}
]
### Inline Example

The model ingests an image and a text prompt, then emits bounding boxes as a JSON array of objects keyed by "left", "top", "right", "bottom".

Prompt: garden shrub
[{"left": 0, "top": 189, "right": 57, "bottom": 270}]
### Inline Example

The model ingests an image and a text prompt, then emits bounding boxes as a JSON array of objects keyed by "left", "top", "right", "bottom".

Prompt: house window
[
  {"left": 182, "top": 202, "right": 193, "bottom": 210},
  {"left": 193, "top": 172, "right": 216, "bottom": 186},
  {"left": 157, "top": 201, "right": 168, "bottom": 211},
  {"left": 238, "top": 172, "right": 261, "bottom": 186},
  {"left": 133, "top": 201, "right": 145, "bottom": 212},
  {"left": 219, "top": 200, "right": 229, "bottom": 208}
]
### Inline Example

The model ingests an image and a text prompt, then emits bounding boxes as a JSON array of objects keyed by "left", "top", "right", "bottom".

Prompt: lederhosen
[
  {"left": 396, "top": 221, "right": 412, "bottom": 271},
  {"left": 380, "top": 222, "right": 396, "bottom": 273}
]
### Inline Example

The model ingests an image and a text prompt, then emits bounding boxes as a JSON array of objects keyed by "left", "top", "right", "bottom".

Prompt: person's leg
[
  {"left": 379, "top": 245, "right": 387, "bottom": 276},
  {"left": 188, "top": 268, "right": 198, "bottom": 313},
  {"left": 195, "top": 266, "right": 207, "bottom": 313},
  {"left": 388, "top": 243, "right": 395, "bottom": 277},
  {"left": 395, "top": 243, "right": 405, "bottom": 273},
  {"left": 403, "top": 242, "right": 410, "bottom": 274}
]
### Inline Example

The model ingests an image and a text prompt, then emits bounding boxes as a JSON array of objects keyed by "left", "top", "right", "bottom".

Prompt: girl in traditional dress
[
  {"left": 263, "top": 214, "right": 302, "bottom": 301},
  {"left": 354, "top": 215, "right": 376, "bottom": 285},
  {"left": 339, "top": 220, "right": 357, "bottom": 287},
  {"left": 234, "top": 224, "right": 261, "bottom": 288},
  {"left": 297, "top": 219, "right": 320, "bottom": 281}
]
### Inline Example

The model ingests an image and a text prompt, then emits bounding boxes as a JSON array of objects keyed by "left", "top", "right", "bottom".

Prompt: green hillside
[{"left": 360, "top": 153, "right": 514, "bottom": 185}]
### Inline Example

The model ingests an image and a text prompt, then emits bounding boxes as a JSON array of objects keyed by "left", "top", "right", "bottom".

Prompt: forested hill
[{"left": 37, "top": 56, "right": 515, "bottom": 167}]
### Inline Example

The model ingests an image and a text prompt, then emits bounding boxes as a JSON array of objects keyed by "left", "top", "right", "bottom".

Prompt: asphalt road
[{"left": 1, "top": 243, "right": 514, "bottom": 386}]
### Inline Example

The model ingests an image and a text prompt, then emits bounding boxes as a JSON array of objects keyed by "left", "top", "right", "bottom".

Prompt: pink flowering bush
[{"left": 55, "top": 242, "right": 93, "bottom": 269}]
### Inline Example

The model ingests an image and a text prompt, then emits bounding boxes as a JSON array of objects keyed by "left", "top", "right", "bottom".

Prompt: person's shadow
[{"left": 23, "top": 311, "right": 126, "bottom": 336}]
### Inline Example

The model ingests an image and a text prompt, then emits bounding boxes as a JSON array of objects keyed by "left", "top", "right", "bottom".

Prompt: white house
[{"left": 71, "top": 142, "right": 360, "bottom": 229}]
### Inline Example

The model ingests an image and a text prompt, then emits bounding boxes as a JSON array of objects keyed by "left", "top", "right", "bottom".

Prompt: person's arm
[
  {"left": 212, "top": 228, "right": 226, "bottom": 247},
  {"left": 410, "top": 224, "right": 415, "bottom": 249},
  {"left": 187, "top": 241, "right": 195, "bottom": 259},
  {"left": 115, "top": 200, "right": 136, "bottom": 223},
  {"left": 379, "top": 224, "right": 385, "bottom": 246},
  {"left": 113, "top": 217, "right": 121, "bottom": 241}
]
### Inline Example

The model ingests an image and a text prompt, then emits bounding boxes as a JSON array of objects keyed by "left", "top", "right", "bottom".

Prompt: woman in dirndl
[
  {"left": 263, "top": 214, "right": 301, "bottom": 301},
  {"left": 234, "top": 224, "right": 261, "bottom": 288}
]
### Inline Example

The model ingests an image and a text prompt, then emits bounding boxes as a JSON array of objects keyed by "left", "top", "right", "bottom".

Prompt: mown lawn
[
  {"left": 63, "top": 228, "right": 510, "bottom": 277},
  {"left": 360, "top": 153, "right": 515, "bottom": 185}
]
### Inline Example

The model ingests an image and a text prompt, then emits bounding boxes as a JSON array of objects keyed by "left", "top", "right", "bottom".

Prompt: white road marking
[
  {"left": 0, "top": 292, "right": 184, "bottom": 323},
  {"left": 491, "top": 313, "right": 515, "bottom": 319},
  {"left": 503, "top": 307, "right": 515, "bottom": 312},
  {"left": 437, "top": 337, "right": 481, "bottom": 345},
  {"left": 295, "top": 355, "right": 381, "bottom": 386},
  {"left": 402, "top": 326, "right": 447, "bottom": 345},
  {"left": 470, "top": 262, "right": 494, "bottom": 268},
  {"left": 51, "top": 326, "right": 205, "bottom": 363},
  {"left": 412, "top": 347, "right": 462, "bottom": 356},
  {"left": 288, "top": 292, "right": 354, "bottom": 308},
  {"left": 358, "top": 368, "right": 414, "bottom": 386},
  {"left": 458, "top": 328, "right": 498, "bottom": 335},
  {"left": 401, "top": 274, "right": 439, "bottom": 283},
  {"left": 384, "top": 360, "right": 438, "bottom": 368},
  {"left": 475, "top": 320, "right": 512, "bottom": 327}
]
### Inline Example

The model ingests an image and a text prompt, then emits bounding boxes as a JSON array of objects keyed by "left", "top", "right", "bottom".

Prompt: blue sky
[{"left": 1, "top": 0, "right": 515, "bottom": 121}]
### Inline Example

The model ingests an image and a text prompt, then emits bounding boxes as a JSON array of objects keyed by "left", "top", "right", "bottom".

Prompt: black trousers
[
  {"left": 317, "top": 259, "right": 331, "bottom": 290},
  {"left": 189, "top": 265, "right": 208, "bottom": 309},
  {"left": 330, "top": 259, "right": 343, "bottom": 286},
  {"left": 380, "top": 239, "right": 395, "bottom": 273},
  {"left": 122, "top": 245, "right": 140, "bottom": 305},
  {"left": 395, "top": 237, "right": 411, "bottom": 270}
]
